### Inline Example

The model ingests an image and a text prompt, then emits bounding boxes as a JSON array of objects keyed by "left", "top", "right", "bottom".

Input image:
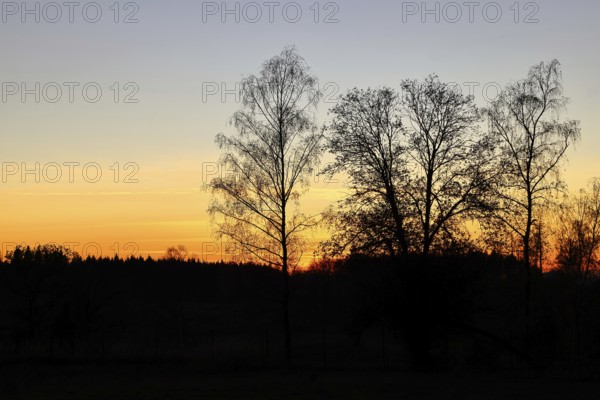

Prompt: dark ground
[
  {"left": 2, "top": 252, "right": 600, "bottom": 398},
  {"left": 1, "top": 363, "right": 600, "bottom": 400}
]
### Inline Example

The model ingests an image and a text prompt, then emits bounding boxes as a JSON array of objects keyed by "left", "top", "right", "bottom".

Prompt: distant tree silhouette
[
  {"left": 164, "top": 245, "right": 189, "bottom": 261},
  {"left": 207, "top": 46, "right": 323, "bottom": 364},
  {"left": 555, "top": 179, "right": 600, "bottom": 277},
  {"left": 483, "top": 59, "right": 581, "bottom": 328}
]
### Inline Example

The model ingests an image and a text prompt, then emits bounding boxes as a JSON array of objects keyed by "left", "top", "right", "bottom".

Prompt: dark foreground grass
[{"left": 1, "top": 363, "right": 600, "bottom": 400}]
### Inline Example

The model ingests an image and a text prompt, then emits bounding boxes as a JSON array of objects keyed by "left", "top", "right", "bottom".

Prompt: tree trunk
[
  {"left": 423, "top": 168, "right": 434, "bottom": 256},
  {"left": 386, "top": 182, "right": 408, "bottom": 256}
]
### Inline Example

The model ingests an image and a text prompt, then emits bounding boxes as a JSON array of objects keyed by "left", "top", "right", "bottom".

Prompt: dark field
[{"left": 2, "top": 364, "right": 600, "bottom": 400}]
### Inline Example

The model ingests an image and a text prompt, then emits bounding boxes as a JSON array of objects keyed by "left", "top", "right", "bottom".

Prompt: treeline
[{"left": 0, "top": 245, "right": 599, "bottom": 371}]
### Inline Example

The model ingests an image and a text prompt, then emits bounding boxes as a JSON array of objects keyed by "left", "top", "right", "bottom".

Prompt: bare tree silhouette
[
  {"left": 164, "top": 245, "right": 189, "bottom": 261},
  {"left": 323, "top": 88, "right": 409, "bottom": 257},
  {"left": 323, "top": 78, "right": 495, "bottom": 259},
  {"left": 555, "top": 179, "right": 600, "bottom": 277},
  {"left": 401, "top": 75, "right": 496, "bottom": 256},
  {"left": 484, "top": 59, "right": 581, "bottom": 328},
  {"left": 207, "top": 46, "right": 323, "bottom": 364}
]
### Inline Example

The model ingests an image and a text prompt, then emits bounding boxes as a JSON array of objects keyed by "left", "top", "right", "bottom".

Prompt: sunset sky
[{"left": 1, "top": 0, "right": 599, "bottom": 261}]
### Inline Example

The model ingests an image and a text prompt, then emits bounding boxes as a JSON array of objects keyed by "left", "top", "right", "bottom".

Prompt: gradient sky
[{"left": 1, "top": 0, "right": 599, "bottom": 261}]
